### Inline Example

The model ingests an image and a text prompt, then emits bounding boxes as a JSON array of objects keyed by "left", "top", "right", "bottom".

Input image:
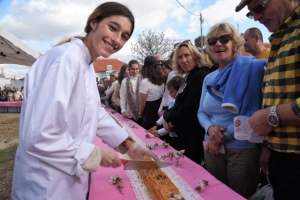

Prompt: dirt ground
[
  {"left": 0, "top": 113, "right": 20, "bottom": 200},
  {"left": 0, "top": 113, "right": 19, "bottom": 150}
]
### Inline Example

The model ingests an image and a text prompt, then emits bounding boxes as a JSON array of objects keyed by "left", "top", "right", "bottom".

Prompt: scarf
[{"left": 126, "top": 75, "right": 141, "bottom": 120}]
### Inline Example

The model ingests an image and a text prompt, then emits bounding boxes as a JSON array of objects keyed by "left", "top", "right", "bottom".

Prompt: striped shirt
[{"left": 262, "top": 6, "right": 300, "bottom": 153}]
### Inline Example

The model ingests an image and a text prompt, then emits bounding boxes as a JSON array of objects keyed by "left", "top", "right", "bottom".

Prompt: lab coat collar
[{"left": 70, "top": 38, "right": 93, "bottom": 65}]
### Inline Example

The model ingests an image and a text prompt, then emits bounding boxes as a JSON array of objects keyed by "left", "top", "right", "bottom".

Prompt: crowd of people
[
  {"left": 11, "top": 0, "right": 300, "bottom": 200},
  {"left": 0, "top": 86, "right": 23, "bottom": 101}
]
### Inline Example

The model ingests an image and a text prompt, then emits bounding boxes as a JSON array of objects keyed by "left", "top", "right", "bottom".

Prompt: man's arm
[
  {"left": 279, "top": 101, "right": 300, "bottom": 126},
  {"left": 249, "top": 101, "right": 300, "bottom": 136}
]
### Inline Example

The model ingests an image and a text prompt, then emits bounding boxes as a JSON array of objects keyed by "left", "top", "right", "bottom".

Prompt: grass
[
  {"left": 0, "top": 145, "right": 17, "bottom": 200},
  {"left": 0, "top": 145, "right": 17, "bottom": 164}
]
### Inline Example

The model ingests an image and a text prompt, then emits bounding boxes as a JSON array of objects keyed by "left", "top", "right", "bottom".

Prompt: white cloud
[
  {"left": 0, "top": 64, "right": 30, "bottom": 77},
  {"left": 0, "top": 0, "right": 272, "bottom": 76}
]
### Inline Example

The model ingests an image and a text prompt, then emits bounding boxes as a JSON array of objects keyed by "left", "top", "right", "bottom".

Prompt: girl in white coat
[{"left": 12, "top": 2, "right": 158, "bottom": 200}]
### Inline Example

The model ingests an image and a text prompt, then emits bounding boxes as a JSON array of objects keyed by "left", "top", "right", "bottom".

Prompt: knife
[{"left": 120, "top": 159, "right": 173, "bottom": 170}]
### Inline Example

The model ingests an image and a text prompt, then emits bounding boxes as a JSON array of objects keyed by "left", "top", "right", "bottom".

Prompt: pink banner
[{"left": 0, "top": 102, "right": 22, "bottom": 107}]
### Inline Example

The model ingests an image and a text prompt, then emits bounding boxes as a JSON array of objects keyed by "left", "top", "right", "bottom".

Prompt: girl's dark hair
[
  {"left": 85, "top": 2, "right": 135, "bottom": 37},
  {"left": 118, "top": 64, "right": 129, "bottom": 84},
  {"left": 162, "top": 60, "right": 173, "bottom": 71},
  {"left": 141, "top": 65, "right": 164, "bottom": 85},
  {"left": 167, "top": 76, "right": 184, "bottom": 91},
  {"left": 128, "top": 59, "right": 140, "bottom": 69},
  {"left": 55, "top": 2, "right": 134, "bottom": 46}
]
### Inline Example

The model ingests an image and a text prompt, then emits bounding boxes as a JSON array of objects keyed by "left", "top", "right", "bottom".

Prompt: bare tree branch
[{"left": 130, "top": 29, "right": 175, "bottom": 63}]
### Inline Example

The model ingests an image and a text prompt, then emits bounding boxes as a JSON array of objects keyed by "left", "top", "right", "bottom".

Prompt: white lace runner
[{"left": 120, "top": 123, "right": 203, "bottom": 200}]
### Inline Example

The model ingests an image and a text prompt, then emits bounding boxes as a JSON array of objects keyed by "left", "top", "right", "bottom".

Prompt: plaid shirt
[{"left": 262, "top": 6, "right": 300, "bottom": 153}]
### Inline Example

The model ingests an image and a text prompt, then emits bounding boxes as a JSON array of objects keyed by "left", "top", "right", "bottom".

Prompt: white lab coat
[{"left": 12, "top": 38, "right": 128, "bottom": 200}]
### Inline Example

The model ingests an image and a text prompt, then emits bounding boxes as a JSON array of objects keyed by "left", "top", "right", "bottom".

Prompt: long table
[
  {"left": 0, "top": 101, "right": 22, "bottom": 112},
  {"left": 89, "top": 108, "right": 245, "bottom": 200}
]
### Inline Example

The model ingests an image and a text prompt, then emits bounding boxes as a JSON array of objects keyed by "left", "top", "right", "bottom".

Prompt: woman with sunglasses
[
  {"left": 197, "top": 22, "right": 267, "bottom": 198},
  {"left": 12, "top": 2, "right": 158, "bottom": 199},
  {"left": 163, "top": 43, "right": 212, "bottom": 165}
]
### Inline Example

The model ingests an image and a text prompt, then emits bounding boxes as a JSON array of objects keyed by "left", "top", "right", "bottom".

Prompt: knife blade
[{"left": 120, "top": 159, "right": 173, "bottom": 170}]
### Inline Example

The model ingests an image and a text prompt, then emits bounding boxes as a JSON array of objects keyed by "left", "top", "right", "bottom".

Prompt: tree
[
  {"left": 130, "top": 29, "right": 175, "bottom": 63},
  {"left": 194, "top": 35, "right": 206, "bottom": 49}
]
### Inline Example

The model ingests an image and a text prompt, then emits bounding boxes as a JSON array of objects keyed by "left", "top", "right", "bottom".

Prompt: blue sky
[{"left": 0, "top": 0, "right": 271, "bottom": 77}]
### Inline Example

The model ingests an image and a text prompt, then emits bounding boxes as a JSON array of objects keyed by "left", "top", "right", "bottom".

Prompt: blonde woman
[{"left": 163, "top": 42, "right": 212, "bottom": 165}]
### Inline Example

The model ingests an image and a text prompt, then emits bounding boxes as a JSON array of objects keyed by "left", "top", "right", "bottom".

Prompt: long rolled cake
[
  {"left": 110, "top": 114, "right": 184, "bottom": 199},
  {"left": 127, "top": 153, "right": 184, "bottom": 200}
]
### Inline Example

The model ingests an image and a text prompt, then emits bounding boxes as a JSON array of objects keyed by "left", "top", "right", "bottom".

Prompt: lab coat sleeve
[{"left": 96, "top": 105, "right": 128, "bottom": 148}]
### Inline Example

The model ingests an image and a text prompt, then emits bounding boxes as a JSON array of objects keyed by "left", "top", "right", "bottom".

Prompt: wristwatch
[{"left": 267, "top": 105, "right": 279, "bottom": 127}]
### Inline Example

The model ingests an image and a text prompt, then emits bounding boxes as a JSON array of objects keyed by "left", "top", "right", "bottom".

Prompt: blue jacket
[{"left": 207, "top": 55, "right": 267, "bottom": 116}]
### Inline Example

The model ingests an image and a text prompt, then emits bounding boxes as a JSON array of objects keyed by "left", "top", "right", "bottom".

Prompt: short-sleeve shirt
[{"left": 139, "top": 78, "right": 164, "bottom": 101}]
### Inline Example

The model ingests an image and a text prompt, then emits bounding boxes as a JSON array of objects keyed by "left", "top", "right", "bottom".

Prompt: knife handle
[{"left": 120, "top": 159, "right": 128, "bottom": 164}]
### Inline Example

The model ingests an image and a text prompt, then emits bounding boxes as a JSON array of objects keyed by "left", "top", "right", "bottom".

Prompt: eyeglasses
[
  {"left": 174, "top": 40, "right": 191, "bottom": 49},
  {"left": 246, "top": 0, "right": 269, "bottom": 19},
  {"left": 207, "top": 34, "right": 232, "bottom": 46}
]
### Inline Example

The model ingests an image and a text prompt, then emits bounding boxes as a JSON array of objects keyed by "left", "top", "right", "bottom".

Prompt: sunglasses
[
  {"left": 246, "top": 0, "right": 269, "bottom": 19},
  {"left": 174, "top": 40, "right": 191, "bottom": 49},
  {"left": 207, "top": 34, "right": 232, "bottom": 46}
]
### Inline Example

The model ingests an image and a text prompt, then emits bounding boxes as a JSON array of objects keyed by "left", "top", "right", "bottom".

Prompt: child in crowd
[{"left": 146, "top": 76, "right": 183, "bottom": 150}]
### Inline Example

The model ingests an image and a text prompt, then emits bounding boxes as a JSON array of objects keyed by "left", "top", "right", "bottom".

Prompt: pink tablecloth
[{"left": 89, "top": 108, "right": 245, "bottom": 200}]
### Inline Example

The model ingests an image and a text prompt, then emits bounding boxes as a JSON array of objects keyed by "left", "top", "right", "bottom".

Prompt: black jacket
[{"left": 163, "top": 66, "right": 211, "bottom": 164}]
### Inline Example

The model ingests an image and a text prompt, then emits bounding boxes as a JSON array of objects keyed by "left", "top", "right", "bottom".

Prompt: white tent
[{"left": 0, "top": 26, "right": 42, "bottom": 66}]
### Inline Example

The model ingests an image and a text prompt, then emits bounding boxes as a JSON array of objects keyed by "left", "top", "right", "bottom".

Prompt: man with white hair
[{"left": 236, "top": 0, "right": 300, "bottom": 199}]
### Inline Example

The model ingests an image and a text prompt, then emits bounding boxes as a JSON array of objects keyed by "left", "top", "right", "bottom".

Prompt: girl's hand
[
  {"left": 121, "top": 112, "right": 128, "bottom": 119},
  {"left": 158, "top": 111, "right": 163, "bottom": 117},
  {"left": 149, "top": 130, "right": 159, "bottom": 137},
  {"left": 146, "top": 126, "right": 157, "bottom": 132}
]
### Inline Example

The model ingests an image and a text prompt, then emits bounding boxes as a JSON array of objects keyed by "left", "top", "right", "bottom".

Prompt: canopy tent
[{"left": 0, "top": 26, "right": 41, "bottom": 66}]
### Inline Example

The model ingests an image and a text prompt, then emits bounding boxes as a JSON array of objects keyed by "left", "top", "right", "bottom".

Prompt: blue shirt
[{"left": 198, "top": 70, "right": 255, "bottom": 149}]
